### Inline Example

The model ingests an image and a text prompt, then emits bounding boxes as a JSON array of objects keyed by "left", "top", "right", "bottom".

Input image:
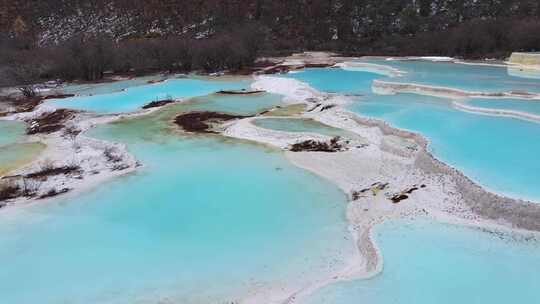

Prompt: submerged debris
[
  {"left": 304, "top": 63, "right": 335, "bottom": 68},
  {"left": 174, "top": 111, "right": 250, "bottom": 133},
  {"left": 26, "top": 109, "right": 77, "bottom": 135},
  {"left": 142, "top": 99, "right": 176, "bottom": 109},
  {"left": 217, "top": 89, "right": 265, "bottom": 95},
  {"left": 146, "top": 79, "right": 166, "bottom": 84},
  {"left": 289, "top": 136, "right": 345, "bottom": 152}
]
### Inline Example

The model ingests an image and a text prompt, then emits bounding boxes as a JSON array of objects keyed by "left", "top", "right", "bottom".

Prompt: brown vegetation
[
  {"left": 289, "top": 136, "right": 345, "bottom": 152},
  {"left": 0, "top": 184, "right": 21, "bottom": 202},
  {"left": 0, "top": 93, "right": 75, "bottom": 116},
  {"left": 319, "top": 104, "right": 336, "bottom": 112},
  {"left": 26, "top": 109, "right": 76, "bottom": 134},
  {"left": 217, "top": 89, "right": 265, "bottom": 95},
  {"left": 174, "top": 111, "right": 249, "bottom": 133},
  {"left": 142, "top": 99, "right": 176, "bottom": 109},
  {"left": 0, "top": 23, "right": 264, "bottom": 88},
  {"left": 389, "top": 184, "right": 426, "bottom": 204},
  {"left": 0, "top": 176, "right": 43, "bottom": 202},
  {"left": 41, "top": 94, "right": 75, "bottom": 100},
  {"left": 25, "top": 164, "right": 82, "bottom": 180},
  {"left": 38, "top": 188, "right": 70, "bottom": 199}
]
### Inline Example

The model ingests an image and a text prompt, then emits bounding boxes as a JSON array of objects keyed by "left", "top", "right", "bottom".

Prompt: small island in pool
[{"left": 1, "top": 5, "right": 540, "bottom": 303}]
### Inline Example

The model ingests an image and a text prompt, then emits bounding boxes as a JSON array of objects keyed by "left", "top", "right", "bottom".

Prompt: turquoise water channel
[
  {"left": 304, "top": 219, "right": 540, "bottom": 304},
  {"left": 353, "top": 93, "right": 540, "bottom": 201}
]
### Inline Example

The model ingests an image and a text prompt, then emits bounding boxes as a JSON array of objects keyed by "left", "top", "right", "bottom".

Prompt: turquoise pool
[
  {"left": 0, "top": 120, "right": 45, "bottom": 176},
  {"left": 0, "top": 120, "right": 25, "bottom": 147},
  {"left": 284, "top": 68, "right": 380, "bottom": 95},
  {"left": 359, "top": 59, "right": 540, "bottom": 94},
  {"left": 0, "top": 95, "right": 355, "bottom": 304},
  {"left": 180, "top": 92, "right": 284, "bottom": 115},
  {"left": 304, "top": 219, "right": 540, "bottom": 304},
  {"left": 2, "top": 60, "right": 540, "bottom": 304},
  {"left": 352, "top": 93, "right": 540, "bottom": 201},
  {"left": 60, "top": 75, "right": 170, "bottom": 96},
  {"left": 48, "top": 77, "right": 251, "bottom": 113}
]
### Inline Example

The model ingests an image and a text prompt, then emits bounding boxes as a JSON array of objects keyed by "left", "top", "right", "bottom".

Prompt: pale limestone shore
[
  {"left": 373, "top": 79, "right": 540, "bottom": 100},
  {"left": 263, "top": 54, "right": 540, "bottom": 125},
  {"left": 372, "top": 78, "right": 540, "bottom": 123},
  {"left": 223, "top": 75, "right": 540, "bottom": 304},
  {"left": 452, "top": 100, "right": 540, "bottom": 123},
  {"left": 0, "top": 102, "right": 178, "bottom": 207},
  {"left": 334, "top": 62, "right": 406, "bottom": 77}
]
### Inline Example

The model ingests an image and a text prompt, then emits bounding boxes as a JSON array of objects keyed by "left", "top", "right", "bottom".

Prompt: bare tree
[
  {"left": 21, "top": 177, "right": 42, "bottom": 197},
  {"left": 6, "top": 60, "right": 43, "bottom": 97}
]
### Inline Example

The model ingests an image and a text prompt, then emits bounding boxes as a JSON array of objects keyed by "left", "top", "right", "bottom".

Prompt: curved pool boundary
[
  {"left": 451, "top": 101, "right": 540, "bottom": 123},
  {"left": 372, "top": 79, "right": 540, "bottom": 100},
  {"left": 225, "top": 75, "right": 540, "bottom": 303}
]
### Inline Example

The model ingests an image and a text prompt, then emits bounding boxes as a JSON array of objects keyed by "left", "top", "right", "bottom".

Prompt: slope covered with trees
[{"left": 1, "top": 0, "right": 540, "bottom": 86}]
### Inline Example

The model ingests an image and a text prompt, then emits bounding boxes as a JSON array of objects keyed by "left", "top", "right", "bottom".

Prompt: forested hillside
[
  {"left": 1, "top": 0, "right": 540, "bottom": 87},
  {"left": 3, "top": 0, "right": 540, "bottom": 53}
]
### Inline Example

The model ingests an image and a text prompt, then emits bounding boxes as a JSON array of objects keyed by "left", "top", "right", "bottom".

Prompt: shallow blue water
[
  {"left": 60, "top": 75, "right": 170, "bottom": 96},
  {"left": 304, "top": 219, "right": 540, "bottom": 304},
  {"left": 48, "top": 78, "right": 251, "bottom": 113},
  {"left": 180, "top": 92, "right": 284, "bottom": 115},
  {"left": 2, "top": 62, "right": 540, "bottom": 304},
  {"left": 286, "top": 67, "right": 540, "bottom": 201},
  {"left": 0, "top": 120, "right": 25, "bottom": 146},
  {"left": 360, "top": 59, "right": 540, "bottom": 93},
  {"left": 352, "top": 93, "right": 540, "bottom": 201},
  {"left": 0, "top": 120, "right": 45, "bottom": 176},
  {"left": 284, "top": 68, "right": 379, "bottom": 95},
  {"left": 0, "top": 99, "right": 353, "bottom": 304},
  {"left": 465, "top": 98, "right": 540, "bottom": 116}
]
